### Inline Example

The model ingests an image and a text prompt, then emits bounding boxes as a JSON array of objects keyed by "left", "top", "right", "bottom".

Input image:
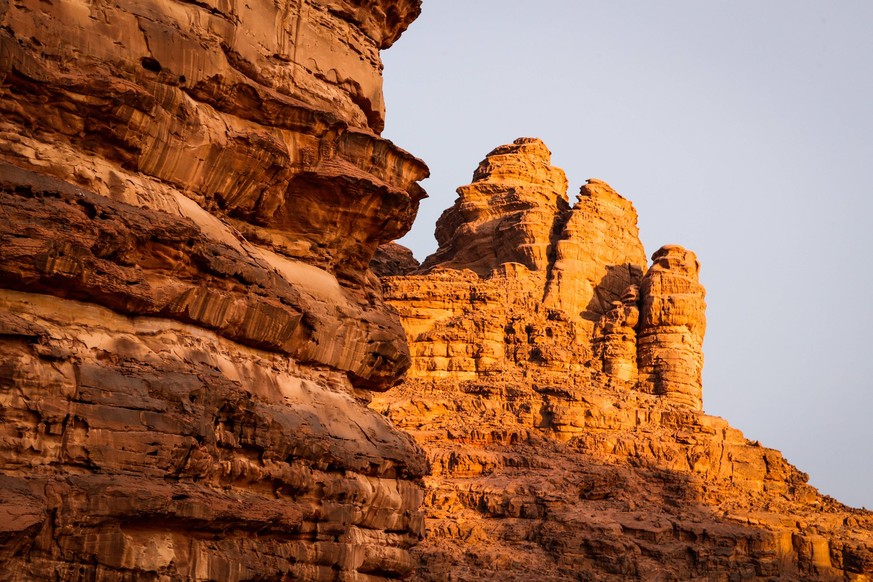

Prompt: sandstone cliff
[
  {"left": 0, "top": 0, "right": 429, "bottom": 579},
  {"left": 373, "top": 139, "right": 873, "bottom": 581},
  {"left": 3, "top": 0, "right": 871, "bottom": 578}
]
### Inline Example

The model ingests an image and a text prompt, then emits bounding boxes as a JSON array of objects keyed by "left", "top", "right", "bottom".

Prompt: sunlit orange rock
[
  {"left": 542, "top": 178, "right": 647, "bottom": 329},
  {"left": 420, "top": 137, "right": 569, "bottom": 275},
  {"left": 638, "top": 244, "right": 707, "bottom": 410},
  {"left": 373, "top": 138, "right": 873, "bottom": 581}
]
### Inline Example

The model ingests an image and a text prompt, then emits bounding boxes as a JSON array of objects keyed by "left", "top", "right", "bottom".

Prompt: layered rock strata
[
  {"left": 638, "top": 244, "right": 707, "bottom": 410},
  {"left": 394, "top": 138, "right": 651, "bottom": 383},
  {"left": 373, "top": 139, "right": 873, "bottom": 580},
  {"left": 592, "top": 284, "right": 640, "bottom": 385},
  {"left": 0, "top": 0, "right": 428, "bottom": 579},
  {"left": 542, "top": 178, "right": 647, "bottom": 330},
  {"left": 419, "top": 138, "right": 570, "bottom": 275}
]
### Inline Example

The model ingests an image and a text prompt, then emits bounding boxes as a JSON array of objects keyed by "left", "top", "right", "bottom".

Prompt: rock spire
[
  {"left": 386, "top": 138, "right": 700, "bottom": 408},
  {"left": 638, "top": 244, "right": 707, "bottom": 410},
  {"left": 421, "top": 137, "right": 569, "bottom": 275}
]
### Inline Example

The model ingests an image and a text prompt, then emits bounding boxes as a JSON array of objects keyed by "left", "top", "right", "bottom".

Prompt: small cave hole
[
  {"left": 77, "top": 200, "right": 97, "bottom": 219},
  {"left": 178, "top": 75, "right": 186, "bottom": 84},
  {"left": 140, "top": 57, "right": 162, "bottom": 73}
]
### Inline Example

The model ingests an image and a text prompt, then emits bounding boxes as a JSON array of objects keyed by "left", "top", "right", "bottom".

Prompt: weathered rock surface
[
  {"left": 638, "top": 244, "right": 707, "bottom": 411},
  {"left": 373, "top": 139, "right": 873, "bottom": 580},
  {"left": 0, "top": 0, "right": 428, "bottom": 579},
  {"left": 420, "top": 138, "right": 569, "bottom": 275},
  {"left": 371, "top": 241, "right": 421, "bottom": 278},
  {"left": 0, "top": 290, "right": 426, "bottom": 580},
  {"left": 4, "top": 1, "right": 871, "bottom": 577},
  {"left": 542, "top": 177, "right": 647, "bottom": 330}
]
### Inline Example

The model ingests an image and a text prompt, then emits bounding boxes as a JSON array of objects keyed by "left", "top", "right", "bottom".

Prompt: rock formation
[
  {"left": 371, "top": 242, "right": 421, "bottom": 278},
  {"left": 372, "top": 139, "right": 873, "bottom": 580},
  {"left": 0, "top": 0, "right": 429, "bottom": 579},
  {"left": 388, "top": 139, "right": 650, "bottom": 382},
  {"left": 3, "top": 0, "right": 872, "bottom": 577},
  {"left": 542, "top": 177, "right": 647, "bottom": 330},
  {"left": 419, "top": 138, "right": 570, "bottom": 275},
  {"left": 637, "top": 244, "right": 707, "bottom": 410},
  {"left": 592, "top": 284, "right": 641, "bottom": 385}
]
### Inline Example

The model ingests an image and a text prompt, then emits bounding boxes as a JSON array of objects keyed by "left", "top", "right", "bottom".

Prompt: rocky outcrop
[
  {"left": 371, "top": 241, "right": 421, "bottom": 278},
  {"left": 373, "top": 139, "right": 873, "bottom": 580},
  {"left": 542, "top": 178, "right": 647, "bottom": 329},
  {"left": 0, "top": 0, "right": 426, "bottom": 283},
  {"left": 420, "top": 138, "right": 569, "bottom": 275},
  {"left": 638, "top": 245, "right": 707, "bottom": 410},
  {"left": 392, "top": 138, "right": 650, "bottom": 382},
  {"left": 0, "top": 291, "right": 427, "bottom": 580},
  {"left": 0, "top": 0, "right": 428, "bottom": 579},
  {"left": 4, "top": 1, "right": 871, "bottom": 576}
]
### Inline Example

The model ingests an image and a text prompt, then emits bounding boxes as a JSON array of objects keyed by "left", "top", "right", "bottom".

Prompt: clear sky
[{"left": 380, "top": 1, "right": 873, "bottom": 509}]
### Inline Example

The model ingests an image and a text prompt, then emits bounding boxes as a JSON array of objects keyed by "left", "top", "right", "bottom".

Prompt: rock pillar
[
  {"left": 637, "top": 245, "right": 707, "bottom": 410},
  {"left": 542, "top": 178, "right": 647, "bottom": 329}
]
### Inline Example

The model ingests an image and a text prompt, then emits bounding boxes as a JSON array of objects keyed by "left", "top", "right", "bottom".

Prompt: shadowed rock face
[
  {"left": 0, "top": 0, "right": 428, "bottom": 579},
  {"left": 373, "top": 139, "right": 873, "bottom": 580}
]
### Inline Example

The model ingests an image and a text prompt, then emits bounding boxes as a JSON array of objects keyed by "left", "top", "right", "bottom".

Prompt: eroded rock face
[
  {"left": 638, "top": 244, "right": 707, "bottom": 410},
  {"left": 0, "top": 292, "right": 426, "bottom": 579},
  {"left": 373, "top": 139, "right": 873, "bottom": 580},
  {"left": 0, "top": 0, "right": 428, "bottom": 579},
  {"left": 0, "top": 0, "right": 428, "bottom": 284},
  {"left": 420, "top": 138, "right": 569, "bottom": 275},
  {"left": 371, "top": 241, "right": 421, "bottom": 278},
  {"left": 592, "top": 284, "right": 641, "bottom": 385},
  {"left": 542, "top": 177, "right": 647, "bottom": 329}
]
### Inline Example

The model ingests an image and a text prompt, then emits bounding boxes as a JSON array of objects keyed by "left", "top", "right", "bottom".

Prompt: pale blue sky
[{"left": 381, "top": 1, "right": 873, "bottom": 508}]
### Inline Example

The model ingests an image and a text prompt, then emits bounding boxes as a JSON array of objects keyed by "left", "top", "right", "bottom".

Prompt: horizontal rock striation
[
  {"left": 0, "top": 0, "right": 428, "bottom": 579},
  {"left": 0, "top": 290, "right": 426, "bottom": 579},
  {"left": 373, "top": 139, "right": 873, "bottom": 580},
  {"left": 638, "top": 244, "right": 707, "bottom": 410},
  {"left": 0, "top": 0, "right": 427, "bottom": 284}
]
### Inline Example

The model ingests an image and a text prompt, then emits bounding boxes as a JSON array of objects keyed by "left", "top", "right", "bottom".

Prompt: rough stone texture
[
  {"left": 0, "top": 0, "right": 427, "bottom": 283},
  {"left": 385, "top": 140, "right": 651, "bottom": 384},
  {"left": 420, "top": 138, "right": 569, "bottom": 276},
  {"left": 373, "top": 139, "right": 873, "bottom": 581},
  {"left": 0, "top": 0, "right": 428, "bottom": 579},
  {"left": 0, "top": 291, "right": 426, "bottom": 580},
  {"left": 592, "top": 284, "right": 640, "bottom": 386},
  {"left": 4, "top": 2, "right": 872, "bottom": 576},
  {"left": 542, "top": 178, "right": 647, "bottom": 330},
  {"left": 371, "top": 241, "right": 420, "bottom": 278},
  {"left": 638, "top": 244, "right": 707, "bottom": 411}
]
